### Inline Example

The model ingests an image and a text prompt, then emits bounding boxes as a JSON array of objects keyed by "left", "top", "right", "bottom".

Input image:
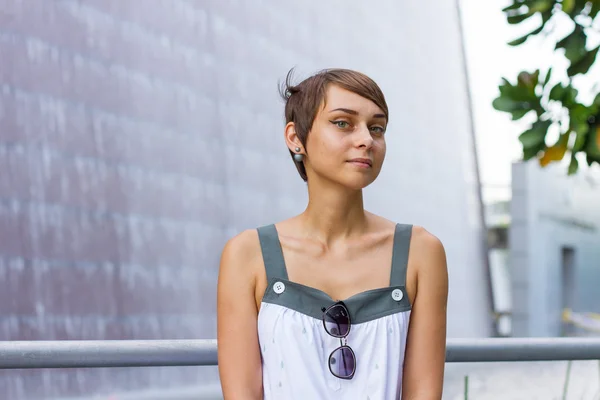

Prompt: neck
[{"left": 301, "top": 179, "right": 368, "bottom": 245}]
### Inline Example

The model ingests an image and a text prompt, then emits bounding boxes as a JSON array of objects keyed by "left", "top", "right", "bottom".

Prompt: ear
[{"left": 284, "top": 122, "right": 304, "bottom": 154}]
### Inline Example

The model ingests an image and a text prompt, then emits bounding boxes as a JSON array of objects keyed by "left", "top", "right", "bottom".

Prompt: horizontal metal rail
[{"left": 1, "top": 338, "right": 599, "bottom": 369}]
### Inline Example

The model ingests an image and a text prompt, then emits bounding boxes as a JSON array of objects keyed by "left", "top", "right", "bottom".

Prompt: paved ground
[{"left": 443, "top": 361, "right": 600, "bottom": 400}]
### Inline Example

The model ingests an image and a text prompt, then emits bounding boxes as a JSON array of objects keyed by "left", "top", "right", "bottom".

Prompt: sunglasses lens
[
  {"left": 329, "top": 346, "right": 355, "bottom": 379},
  {"left": 323, "top": 304, "right": 350, "bottom": 337}
]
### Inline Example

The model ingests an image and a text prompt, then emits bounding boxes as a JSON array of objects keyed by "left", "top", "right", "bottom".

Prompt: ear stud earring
[{"left": 293, "top": 147, "right": 304, "bottom": 162}]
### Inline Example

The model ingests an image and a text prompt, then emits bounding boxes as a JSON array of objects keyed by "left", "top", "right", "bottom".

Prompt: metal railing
[{"left": 1, "top": 338, "right": 600, "bottom": 369}]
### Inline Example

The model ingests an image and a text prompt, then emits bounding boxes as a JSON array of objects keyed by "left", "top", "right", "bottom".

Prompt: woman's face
[{"left": 303, "top": 84, "right": 387, "bottom": 190}]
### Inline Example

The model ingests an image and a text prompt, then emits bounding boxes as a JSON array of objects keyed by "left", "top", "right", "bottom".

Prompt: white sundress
[{"left": 256, "top": 223, "right": 412, "bottom": 400}]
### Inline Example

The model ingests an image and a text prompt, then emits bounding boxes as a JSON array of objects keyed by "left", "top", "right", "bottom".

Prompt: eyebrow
[{"left": 330, "top": 108, "right": 386, "bottom": 119}]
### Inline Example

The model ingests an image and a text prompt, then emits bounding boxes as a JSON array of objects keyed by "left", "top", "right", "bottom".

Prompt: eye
[
  {"left": 370, "top": 125, "right": 386, "bottom": 134},
  {"left": 330, "top": 120, "right": 350, "bottom": 129}
]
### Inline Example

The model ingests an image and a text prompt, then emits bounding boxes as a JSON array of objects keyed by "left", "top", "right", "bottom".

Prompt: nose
[{"left": 356, "top": 124, "right": 374, "bottom": 149}]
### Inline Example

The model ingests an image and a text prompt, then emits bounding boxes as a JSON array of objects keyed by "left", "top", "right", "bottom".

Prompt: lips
[{"left": 347, "top": 158, "right": 372, "bottom": 167}]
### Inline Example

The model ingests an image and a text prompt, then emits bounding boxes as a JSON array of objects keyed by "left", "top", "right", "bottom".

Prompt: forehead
[{"left": 321, "top": 84, "right": 384, "bottom": 116}]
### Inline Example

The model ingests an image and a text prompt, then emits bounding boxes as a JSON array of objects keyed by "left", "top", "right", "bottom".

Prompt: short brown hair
[{"left": 279, "top": 68, "right": 389, "bottom": 181}]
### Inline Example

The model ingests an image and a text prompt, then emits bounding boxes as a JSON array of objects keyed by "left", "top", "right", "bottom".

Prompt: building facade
[
  {"left": 0, "top": 1, "right": 489, "bottom": 398},
  {"left": 510, "top": 162, "right": 600, "bottom": 337}
]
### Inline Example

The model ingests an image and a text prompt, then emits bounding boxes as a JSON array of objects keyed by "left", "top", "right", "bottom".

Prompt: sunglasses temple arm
[{"left": 339, "top": 339, "right": 350, "bottom": 372}]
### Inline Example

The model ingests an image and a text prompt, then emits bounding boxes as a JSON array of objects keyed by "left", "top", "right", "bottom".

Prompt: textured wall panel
[{"left": 0, "top": 0, "right": 489, "bottom": 398}]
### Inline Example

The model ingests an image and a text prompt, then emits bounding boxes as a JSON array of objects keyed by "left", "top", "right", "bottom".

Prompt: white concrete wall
[
  {"left": 510, "top": 161, "right": 600, "bottom": 337},
  {"left": 208, "top": 1, "right": 491, "bottom": 338}
]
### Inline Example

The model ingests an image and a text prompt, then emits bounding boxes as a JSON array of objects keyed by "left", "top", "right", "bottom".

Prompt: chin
[
  {"left": 338, "top": 175, "right": 378, "bottom": 191},
  {"left": 310, "top": 167, "right": 380, "bottom": 190}
]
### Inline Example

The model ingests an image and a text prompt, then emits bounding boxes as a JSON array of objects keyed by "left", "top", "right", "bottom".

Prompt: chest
[{"left": 280, "top": 236, "right": 394, "bottom": 302}]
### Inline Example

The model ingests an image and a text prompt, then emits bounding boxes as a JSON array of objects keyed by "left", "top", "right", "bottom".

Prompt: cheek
[
  {"left": 312, "top": 133, "right": 348, "bottom": 160},
  {"left": 374, "top": 139, "right": 386, "bottom": 156}
]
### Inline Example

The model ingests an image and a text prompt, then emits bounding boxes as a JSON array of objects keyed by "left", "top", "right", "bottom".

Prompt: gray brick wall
[{"left": 0, "top": 0, "right": 489, "bottom": 398}]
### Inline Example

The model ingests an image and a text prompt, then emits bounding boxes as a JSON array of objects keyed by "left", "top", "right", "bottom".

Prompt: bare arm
[
  {"left": 217, "top": 230, "right": 263, "bottom": 400},
  {"left": 402, "top": 228, "right": 448, "bottom": 400}
]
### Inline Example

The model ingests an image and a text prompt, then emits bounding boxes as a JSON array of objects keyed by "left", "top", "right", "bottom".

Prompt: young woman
[{"left": 217, "top": 68, "right": 448, "bottom": 399}]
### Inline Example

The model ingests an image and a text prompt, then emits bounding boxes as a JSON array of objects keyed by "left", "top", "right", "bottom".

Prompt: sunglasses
[{"left": 322, "top": 301, "right": 356, "bottom": 379}]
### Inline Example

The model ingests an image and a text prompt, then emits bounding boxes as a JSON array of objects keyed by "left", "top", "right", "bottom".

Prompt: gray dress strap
[
  {"left": 257, "top": 224, "right": 289, "bottom": 280},
  {"left": 390, "top": 223, "right": 413, "bottom": 286}
]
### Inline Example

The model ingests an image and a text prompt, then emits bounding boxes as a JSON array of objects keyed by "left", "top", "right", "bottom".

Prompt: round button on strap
[
  {"left": 391, "top": 288, "right": 404, "bottom": 301},
  {"left": 273, "top": 281, "right": 286, "bottom": 294}
]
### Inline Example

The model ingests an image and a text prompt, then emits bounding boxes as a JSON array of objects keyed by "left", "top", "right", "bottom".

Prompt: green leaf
[
  {"left": 497, "top": 75, "right": 540, "bottom": 102},
  {"left": 543, "top": 67, "right": 553, "bottom": 87},
  {"left": 496, "top": 72, "right": 545, "bottom": 117},
  {"left": 508, "top": 25, "right": 545, "bottom": 46},
  {"left": 523, "top": 140, "right": 546, "bottom": 160},
  {"left": 529, "top": 0, "right": 555, "bottom": 12},
  {"left": 507, "top": 10, "right": 535, "bottom": 24},
  {"left": 568, "top": 154, "right": 579, "bottom": 174},
  {"left": 492, "top": 96, "right": 529, "bottom": 113},
  {"left": 500, "top": 83, "right": 537, "bottom": 102},
  {"left": 590, "top": 1, "right": 600, "bottom": 18},
  {"left": 591, "top": 95, "right": 600, "bottom": 117},
  {"left": 567, "top": 46, "right": 600, "bottom": 76},
  {"left": 518, "top": 70, "right": 540, "bottom": 91},
  {"left": 551, "top": 83, "right": 579, "bottom": 107},
  {"left": 502, "top": 2, "right": 525, "bottom": 12},
  {"left": 586, "top": 124, "right": 600, "bottom": 156},
  {"left": 585, "top": 124, "right": 600, "bottom": 164},
  {"left": 563, "top": 86, "right": 579, "bottom": 107},
  {"left": 508, "top": 36, "right": 530, "bottom": 47},
  {"left": 561, "top": 0, "right": 575, "bottom": 13},
  {"left": 586, "top": 153, "right": 600, "bottom": 166},
  {"left": 492, "top": 96, "right": 516, "bottom": 112},
  {"left": 556, "top": 26, "right": 587, "bottom": 64},
  {"left": 572, "top": 130, "right": 587, "bottom": 152},
  {"left": 512, "top": 108, "right": 533, "bottom": 120},
  {"left": 569, "top": 104, "right": 592, "bottom": 126},
  {"left": 549, "top": 83, "right": 566, "bottom": 101},
  {"left": 571, "top": 119, "right": 590, "bottom": 136},
  {"left": 519, "top": 120, "right": 552, "bottom": 148},
  {"left": 541, "top": 9, "right": 554, "bottom": 23}
]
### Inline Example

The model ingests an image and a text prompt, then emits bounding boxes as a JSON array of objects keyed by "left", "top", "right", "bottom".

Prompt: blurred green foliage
[{"left": 493, "top": 0, "right": 600, "bottom": 174}]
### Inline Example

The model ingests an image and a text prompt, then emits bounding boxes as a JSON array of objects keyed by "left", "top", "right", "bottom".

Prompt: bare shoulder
[
  {"left": 410, "top": 225, "right": 446, "bottom": 258},
  {"left": 219, "top": 229, "right": 263, "bottom": 284},
  {"left": 409, "top": 225, "right": 448, "bottom": 288},
  {"left": 221, "top": 229, "right": 261, "bottom": 262}
]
